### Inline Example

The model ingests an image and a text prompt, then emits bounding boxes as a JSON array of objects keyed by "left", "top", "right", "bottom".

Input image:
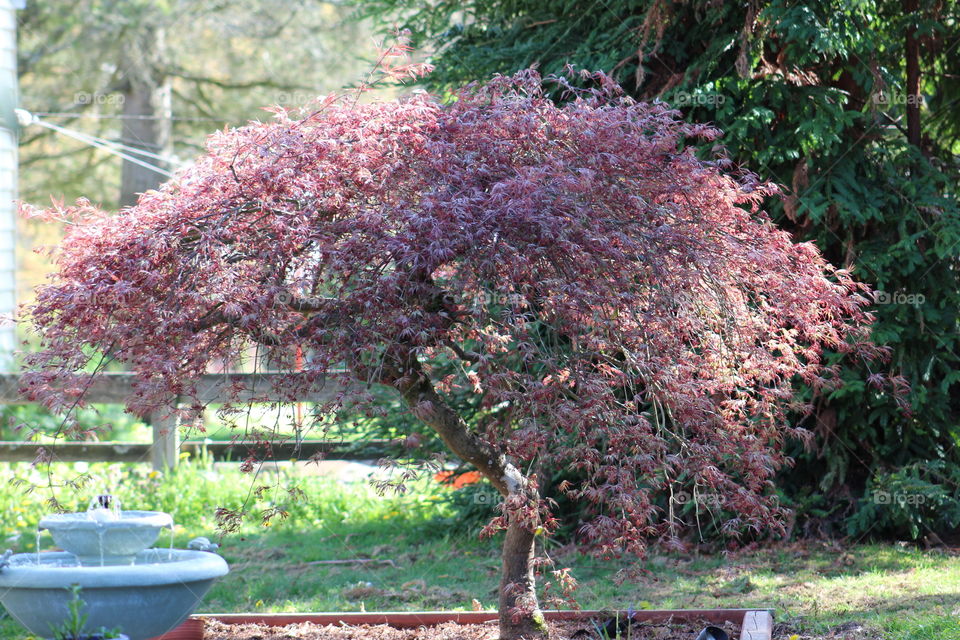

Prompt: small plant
[
  {"left": 49, "top": 585, "right": 124, "bottom": 640},
  {"left": 593, "top": 609, "right": 635, "bottom": 640}
]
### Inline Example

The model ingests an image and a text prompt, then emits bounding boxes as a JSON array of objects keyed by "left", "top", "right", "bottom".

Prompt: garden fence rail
[{"left": 0, "top": 372, "right": 390, "bottom": 470}]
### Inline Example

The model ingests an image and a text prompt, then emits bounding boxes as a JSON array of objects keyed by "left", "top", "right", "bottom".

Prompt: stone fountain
[{"left": 0, "top": 495, "right": 229, "bottom": 640}]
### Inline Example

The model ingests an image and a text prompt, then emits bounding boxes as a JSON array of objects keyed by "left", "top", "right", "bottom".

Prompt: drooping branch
[
  {"left": 393, "top": 352, "right": 523, "bottom": 497},
  {"left": 189, "top": 294, "right": 346, "bottom": 347}
]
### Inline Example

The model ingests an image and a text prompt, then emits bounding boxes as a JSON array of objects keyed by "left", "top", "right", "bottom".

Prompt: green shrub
[{"left": 848, "top": 461, "right": 960, "bottom": 540}]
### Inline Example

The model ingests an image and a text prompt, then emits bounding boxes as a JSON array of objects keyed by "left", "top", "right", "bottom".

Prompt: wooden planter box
[{"left": 150, "top": 608, "right": 773, "bottom": 640}]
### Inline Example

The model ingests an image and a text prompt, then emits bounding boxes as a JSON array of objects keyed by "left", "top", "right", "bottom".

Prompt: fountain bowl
[
  {"left": 0, "top": 548, "right": 228, "bottom": 640},
  {"left": 38, "top": 511, "right": 173, "bottom": 564}
]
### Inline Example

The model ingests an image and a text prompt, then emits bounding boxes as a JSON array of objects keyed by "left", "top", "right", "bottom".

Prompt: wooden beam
[
  {"left": 741, "top": 610, "right": 774, "bottom": 640},
  {"left": 0, "top": 372, "right": 355, "bottom": 405},
  {"left": 0, "top": 441, "right": 152, "bottom": 463},
  {"left": 0, "top": 439, "right": 400, "bottom": 463}
]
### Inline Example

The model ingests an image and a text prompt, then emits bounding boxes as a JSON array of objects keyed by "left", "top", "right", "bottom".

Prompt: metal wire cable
[
  {"left": 30, "top": 118, "right": 176, "bottom": 178},
  {"left": 62, "top": 127, "right": 184, "bottom": 165},
  {"left": 30, "top": 111, "right": 231, "bottom": 122}
]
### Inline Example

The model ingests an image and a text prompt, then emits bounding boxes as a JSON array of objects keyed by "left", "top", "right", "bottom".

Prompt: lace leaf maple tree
[{"left": 22, "top": 64, "right": 893, "bottom": 639}]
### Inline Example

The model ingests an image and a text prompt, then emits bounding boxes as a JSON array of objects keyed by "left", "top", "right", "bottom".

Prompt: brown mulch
[{"left": 204, "top": 618, "right": 740, "bottom": 639}]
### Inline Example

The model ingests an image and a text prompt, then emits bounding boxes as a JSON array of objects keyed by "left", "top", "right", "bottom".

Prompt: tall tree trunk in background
[
  {"left": 904, "top": 0, "right": 922, "bottom": 148},
  {"left": 119, "top": 25, "right": 171, "bottom": 208}
]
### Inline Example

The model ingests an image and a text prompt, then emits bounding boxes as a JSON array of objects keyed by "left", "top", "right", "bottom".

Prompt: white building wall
[{"left": 0, "top": 0, "right": 18, "bottom": 370}]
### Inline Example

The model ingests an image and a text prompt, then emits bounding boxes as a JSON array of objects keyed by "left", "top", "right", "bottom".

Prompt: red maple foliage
[{"left": 22, "top": 64, "right": 892, "bottom": 638}]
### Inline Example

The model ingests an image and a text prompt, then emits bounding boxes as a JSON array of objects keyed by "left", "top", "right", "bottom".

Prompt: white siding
[{"left": 0, "top": 0, "right": 18, "bottom": 369}]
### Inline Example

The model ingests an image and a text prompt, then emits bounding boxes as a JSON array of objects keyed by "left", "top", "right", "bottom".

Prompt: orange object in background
[{"left": 434, "top": 470, "right": 483, "bottom": 488}]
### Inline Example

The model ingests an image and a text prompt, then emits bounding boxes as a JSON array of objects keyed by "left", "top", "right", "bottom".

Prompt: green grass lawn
[{"left": 1, "top": 461, "right": 958, "bottom": 639}]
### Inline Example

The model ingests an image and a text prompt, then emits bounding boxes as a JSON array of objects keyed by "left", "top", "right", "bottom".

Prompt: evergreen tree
[{"left": 360, "top": 0, "right": 960, "bottom": 539}]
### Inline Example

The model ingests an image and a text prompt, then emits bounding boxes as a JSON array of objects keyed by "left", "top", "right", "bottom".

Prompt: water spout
[{"left": 86, "top": 494, "right": 121, "bottom": 522}]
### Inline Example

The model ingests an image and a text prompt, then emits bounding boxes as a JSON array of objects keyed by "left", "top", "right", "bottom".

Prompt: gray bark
[
  {"left": 393, "top": 353, "right": 549, "bottom": 640},
  {"left": 119, "top": 25, "right": 171, "bottom": 207}
]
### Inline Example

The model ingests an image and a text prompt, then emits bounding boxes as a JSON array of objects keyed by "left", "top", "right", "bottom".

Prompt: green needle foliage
[{"left": 359, "top": 0, "right": 960, "bottom": 540}]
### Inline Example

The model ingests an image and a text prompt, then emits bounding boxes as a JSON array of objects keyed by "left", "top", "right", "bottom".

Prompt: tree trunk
[
  {"left": 390, "top": 352, "right": 549, "bottom": 640},
  {"left": 119, "top": 78, "right": 171, "bottom": 207},
  {"left": 904, "top": 0, "right": 922, "bottom": 148},
  {"left": 119, "top": 25, "right": 171, "bottom": 208},
  {"left": 499, "top": 515, "right": 549, "bottom": 640}
]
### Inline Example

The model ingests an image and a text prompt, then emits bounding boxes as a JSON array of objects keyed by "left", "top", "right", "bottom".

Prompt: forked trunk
[{"left": 498, "top": 516, "right": 549, "bottom": 640}]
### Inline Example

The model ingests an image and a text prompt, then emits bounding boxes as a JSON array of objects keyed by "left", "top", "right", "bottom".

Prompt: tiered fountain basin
[
  {"left": 39, "top": 510, "right": 174, "bottom": 565},
  {"left": 0, "top": 549, "right": 228, "bottom": 639},
  {"left": 0, "top": 502, "right": 228, "bottom": 640}
]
